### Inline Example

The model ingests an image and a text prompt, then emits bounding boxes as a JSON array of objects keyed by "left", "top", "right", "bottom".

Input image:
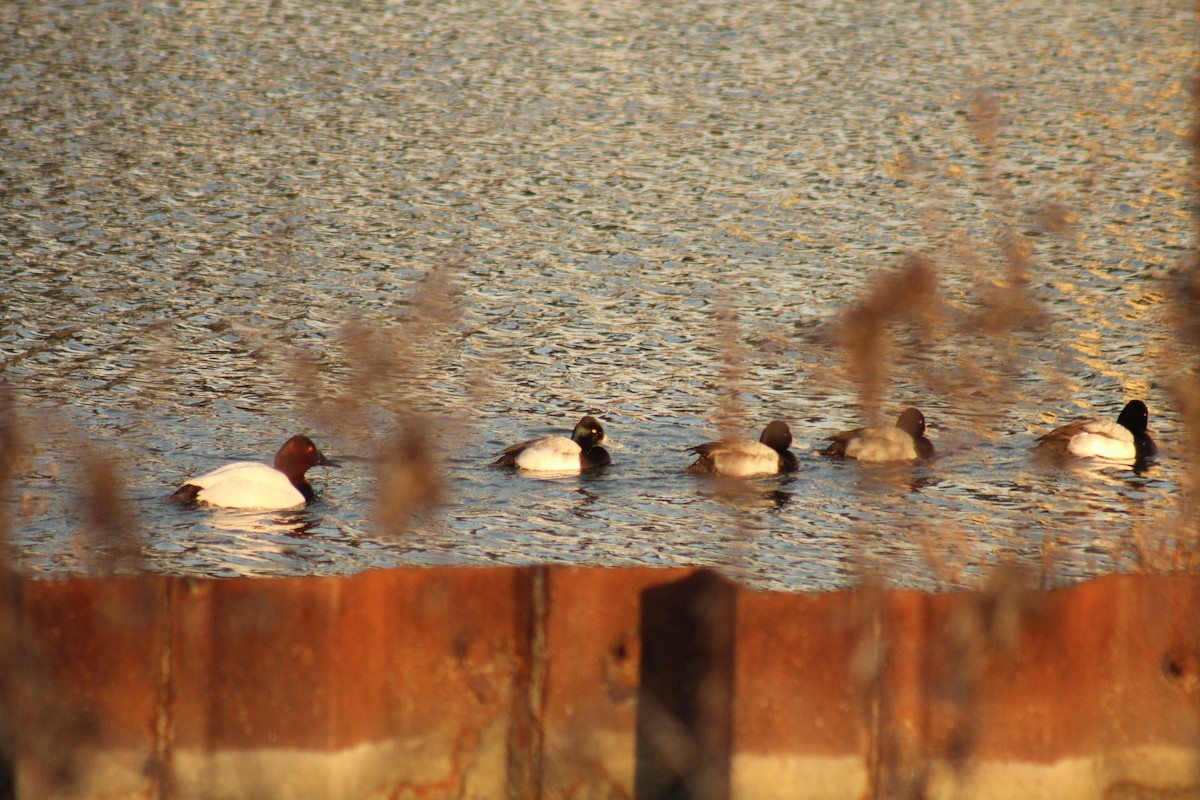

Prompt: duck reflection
[
  {"left": 694, "top": 475, "right": 795, "bottom": 514},
  {"left": 204, "top": 507, "right": 322, "bottom": 539}
]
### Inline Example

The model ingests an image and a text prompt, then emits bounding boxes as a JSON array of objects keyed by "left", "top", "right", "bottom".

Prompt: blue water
[{"left": 1, "top": 0, "right": 1195, "bottom": 589}]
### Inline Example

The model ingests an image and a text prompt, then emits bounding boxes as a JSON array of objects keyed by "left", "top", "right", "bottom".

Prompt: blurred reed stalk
[
  {"left": 1153, "top": 63, "right": 1200, "bottom": 570},
  {"left": 834, "top": 91, "right": 1064, "bottom": 794},
  {"left": 833, "top": 91, "right": 1065, "bottom": 588},
  {"left": 705, "top": 296, "right": 781, "bottom": 531},
  {"left": 72, "top": 443, "right": 143, "bottom": 575},
  {"left": 0, "top": 385, "right": 113, "bottom": 796},
  {"left": 0, "top": 385, "right": 19, "bottom": 797},
  {"left": 834, "top": 253, "right": 940, "bottom": 424},
  {"left": 0, "top": 385, "right": 144, "bottom": 576},
  {"left": 712, "top": 297, "right": 746, "bottom": 442},
  {"left": 887, "top": 91, "right": 1051, "bottom": 437},
  {"left": 0, "top": 385, "right": 18, "bottom": 561},
  {"left": 960, "top": 91, "right": 1048, "bottom": 338},
  {"left": 292, "top": 267, "right": 464, "bottom": 536}
]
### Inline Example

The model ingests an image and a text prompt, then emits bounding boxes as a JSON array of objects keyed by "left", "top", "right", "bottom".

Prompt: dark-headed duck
[
  {"left": 492, "top": 415, "right": 611, "bottom": 472},
  {"left": 171, "top": 435, "right": 336, "bottom": 509},
  {"left": 685, "top": 420, "right": 798, "bottom": 477},
  {"left": 1035, "top": 400, "right": 1156, "bottom": 464},
  {"left": 822, "top": 407, "right": 934, "bottom": 462}
]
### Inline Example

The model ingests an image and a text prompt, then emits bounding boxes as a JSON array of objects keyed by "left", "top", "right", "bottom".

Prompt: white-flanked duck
[
  {"left": 685, "top": 420, "right": 798, "bottom": 477},
  {"left": 171, "top": 435, "right": 336, "bottom": 509},
  {"left": 1035, "top": 400, "right": 1156, "bottom": 464},
  {"left": 493, "top": 415, "right": 611, "bottom": 472},
  {"left": 822, "top": 407, "right": 934, "bottom": 462}
]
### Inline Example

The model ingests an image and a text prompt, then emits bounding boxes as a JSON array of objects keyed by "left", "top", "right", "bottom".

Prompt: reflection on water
[{"left": 1, "top": 0, "right": 1196, "bottom": 589}]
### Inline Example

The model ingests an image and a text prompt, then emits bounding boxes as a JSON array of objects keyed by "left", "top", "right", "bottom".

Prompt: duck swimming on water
[
  {"left": 1035, "top": 400, "right": 1156, "bottom": 465},
  {"left": 171, "top": 435, "right": 337, "bottom": 510},
  {"left": 822, "top": 407, "right": 934, "bottom": 463},
  {"left": 492, "top": 415, "right": 611, "bottom": 472},
  {"left": 684, "top": 420, "right": 798, "bottom": 478}
]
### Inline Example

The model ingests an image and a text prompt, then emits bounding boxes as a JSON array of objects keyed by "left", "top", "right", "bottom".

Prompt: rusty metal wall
[{"left": 5, "top": 568, "right": 1200, "bottom": 799}]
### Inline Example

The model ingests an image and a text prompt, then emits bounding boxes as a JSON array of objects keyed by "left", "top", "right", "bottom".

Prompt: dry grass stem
[
  {"left": 74, "top": 446, "right": 143, "bottom": 575},
  {"left": 0, "top": 384, "right": 21, "bottom": 556},
  {"left": 712, "top": 298, "right": 747, "bottom": 441},
  {"left": 836, "top": 254, "right": 940, "bottom": 419},
  {"left": 375, "top": 425, "right": 445, "bottom": 537},
  {"left": 293, "top": 267, "right": 464, "bottom": 537},
  {"left": 1148, "top": 63, "right": 1200, "bottom": 564}
]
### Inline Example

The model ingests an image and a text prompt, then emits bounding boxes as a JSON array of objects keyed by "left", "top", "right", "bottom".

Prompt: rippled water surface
[{"left": 2, "top": 0, "right": 1196, "bottom": 589}]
